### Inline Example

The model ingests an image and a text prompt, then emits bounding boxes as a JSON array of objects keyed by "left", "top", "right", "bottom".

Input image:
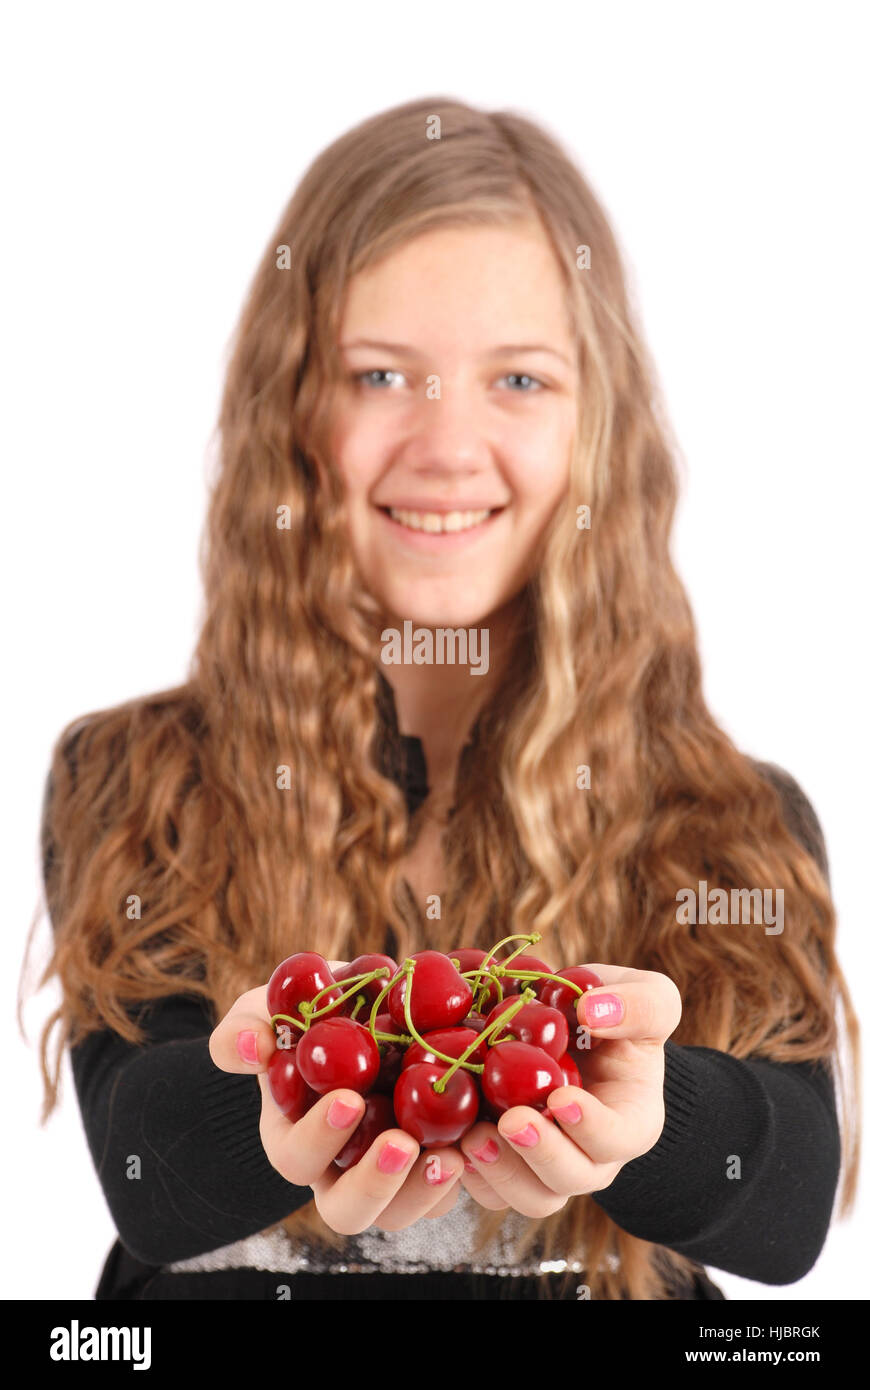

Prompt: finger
[
  {"left": 311, "top": 1128, "right": 420, "bottom": 1236},
  {"left": 460, "top": 1160, "right": 511, "bottom": 1210},
  {"left": 461, "top": 1121, "right": 568, "bottom": 1218},
  {"left": 370, "top": 1147, "right": 463, "bottom": 1230},
  {"left": 544, "top": 1083, "right": 662, "bottom": 1165},
  {"left": 209, "top": 985, "right": 275, "bottom": 1072},
  {"left": 258, "top": 1083, "right": 368, "bottom": 1186},
  {"left": 424, "top": 1183, "right": 463, "bottom": 1218},
  {"left": 577, "top": 973, "right": 682, "bottom": 1042}
]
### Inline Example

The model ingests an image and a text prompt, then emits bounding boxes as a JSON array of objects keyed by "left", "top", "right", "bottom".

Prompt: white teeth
[{"left": 388, "top": 508, "right": 493, "bottom": 533}]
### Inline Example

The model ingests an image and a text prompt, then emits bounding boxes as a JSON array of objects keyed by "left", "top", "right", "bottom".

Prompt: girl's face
[{"left": 328, "top": 220, "right": 579, "bottom": 630}]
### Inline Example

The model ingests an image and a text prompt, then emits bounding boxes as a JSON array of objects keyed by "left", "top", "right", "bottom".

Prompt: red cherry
[
  {"left": 388, "top": 951, "right": 473, "bottom": 1034},
  {"left": 393, "top": 1062, "right": 480, "bottom": 1147},
  {"left": 266, "top": 1047, "right": 318, "bottom": 1121},
  {"left": 482, "top": 1041, "right": 564, "bottom": 1116},
  {"left": 333, "top": 1093, "right": 396, "bottom": 1170},
  {"left": 500, "top": 953, "right": 554, "bottom": 996},
  {"left": 372, "top": 1039, "right": 405, "bottom": 1094},
  {"left": 296, "top": 1017, "right": 381, "bottom": 1095},
  {"left": 537, "top": 966, "right": 604, "bottom": 1023},
  {"left": 447, "top": 948, "right": 504, "bottom": 1013},
  {"left": 558, "top": 1052, "right": 583, "bottom": 1088},
  {"left": 486, "top": 998, "right": 568, "bottom": 1060},
  {"left": 266, "top": 952, "right": 345, "bottom": 1029},
  {"left": 403, "top": 1026, "right": 489, "bottom": 1070},
  {"left": 448, "top": 948, "right": 488, "bottom": 973},
  {"left": 333, "top": 954, "right": 398, "bottom": 1005}
]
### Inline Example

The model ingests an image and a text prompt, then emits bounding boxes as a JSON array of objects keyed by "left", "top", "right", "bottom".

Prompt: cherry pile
[{"left": 265, "top": 933, "right": 602, "bottom": 1170}]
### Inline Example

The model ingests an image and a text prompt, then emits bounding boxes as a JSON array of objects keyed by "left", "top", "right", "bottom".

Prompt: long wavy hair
[{"left": 23, "top": 96, "right": 859, "bottom": 1300}]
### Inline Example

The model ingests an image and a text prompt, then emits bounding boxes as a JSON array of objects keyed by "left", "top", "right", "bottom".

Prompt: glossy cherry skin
[
  {"left": 486, "top": 999, "right": 568, "bottom": 1060},
  {"left": 482, "top": 1041, "right": 565, "bottom": 1115},
  {"left": 372, "top": 1040, "right": 405, "bottom": 1094},
  {"left": 537, "top": 966, "right": 605, "bottom": 1023},
  {"left": 402, "top": 1026, "right": 489, "bottom": 1070},
  {"left": 499, "top": 953, "right": 555, "bottom": 996},
  {"left": 558, "top": 1052, "right": 583, "bottom": 1088},
  {"left": 333, "top": 954, "right": 398, "bottom": 1005},
  {"left": 393, "top": 1062, "right": 480, "bottom": 1147},
  {"left": 388, "top": 951, "right": 473, "bottom": 1034},
  {"left": 267, "top": 1047, "right": 318, "bottom": 1121},
  {"left": 333, "top": 1092, "right": 397, "bottom": 1171},
  {"left": 266, "top": 952, "right": 345, "bottom": 1029},
  {"left": 296, "top": 1017, "right": 381, "bottom": 1096}
]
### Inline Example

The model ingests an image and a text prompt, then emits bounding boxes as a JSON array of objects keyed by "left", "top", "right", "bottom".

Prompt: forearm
[{"left": 592, "top": 1040, "right": 840, "bottom": 1284}]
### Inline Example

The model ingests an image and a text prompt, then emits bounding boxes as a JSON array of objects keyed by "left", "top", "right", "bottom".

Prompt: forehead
[{"left": 339, "top": 221, "right": 575, "bottom": 351}]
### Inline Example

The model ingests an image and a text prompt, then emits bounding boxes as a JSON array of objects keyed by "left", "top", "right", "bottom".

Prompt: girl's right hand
[{"left": 208, "top": 982, "right": 465, "bottom": 1235}]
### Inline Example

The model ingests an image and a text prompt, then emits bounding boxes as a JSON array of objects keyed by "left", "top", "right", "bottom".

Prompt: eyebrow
[{"left": 339, "top": 339, "right": 574, "bottom": 367}]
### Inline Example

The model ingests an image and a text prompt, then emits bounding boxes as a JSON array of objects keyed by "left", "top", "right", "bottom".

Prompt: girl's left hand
[{"left": 459, "top": 964, "right": 682, "bottom": 1216}]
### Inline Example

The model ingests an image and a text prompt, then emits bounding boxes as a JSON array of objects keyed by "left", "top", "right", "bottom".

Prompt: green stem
[
  {"left": 306, "top": 967, "right": 392, "bottom": 1021},
  {"left": 433, "top": 988, "right": 536, "bottom": 1092},
  {"left": 479, "top": 931, "right": 541, "bottom": 973},
  {"left": 500, "top": 969, "right": 588, "bottom": 998},
  {"left": 270, "top": 1011, "right": 306, "bottom": 1034},
  {"left": 366, "top": 961, "right": 408, "bottom": 1039},
  {"left": 495, "top": 933, "right": 544, "bottom": 970}
]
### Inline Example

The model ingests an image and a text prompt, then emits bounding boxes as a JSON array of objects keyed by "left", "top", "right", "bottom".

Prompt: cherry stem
[
  {"left": 270, "top": 1011, "right": 305, "bottom": 1034},
  {"left": 432, "top": 988, "right": 536, "bottom": 1092},
  {"left": 365, "top": 960, "right": 410, "bottom": 1042},
  {"left": 479, "top": 931, "right": 541, "bottom": 973},
  {"left": 305, "top": 967, "right": 393, "bottom": 1022},
  {"left": 463, "top": 967, "right": 504, "bottom": 1012},
  {"left": 500, "top": 969, "right": 588, "bottom": 998}
]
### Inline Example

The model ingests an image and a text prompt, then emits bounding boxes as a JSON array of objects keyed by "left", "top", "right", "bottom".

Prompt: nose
[{"left": 398, "top": 382, "right": 492, "bottom": 476}]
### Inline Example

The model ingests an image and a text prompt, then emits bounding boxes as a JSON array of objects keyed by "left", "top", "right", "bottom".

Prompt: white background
[{"left": 3, "top": 0, "right": 867, "bottom": 1301}]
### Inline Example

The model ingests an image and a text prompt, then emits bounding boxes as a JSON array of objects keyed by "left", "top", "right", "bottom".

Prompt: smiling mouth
[{"left": 377, "top": 506, "right": 505, "bottom": 535}]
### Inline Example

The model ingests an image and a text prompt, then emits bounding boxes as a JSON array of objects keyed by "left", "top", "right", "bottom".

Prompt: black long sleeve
[
  {"left": 593, "top": 761, "right": 842, "bottom": 1284},
  {"left": 43, "top": 753, "right": 843, "bottom": 1282},
  {"left": 66, "top": 993, "right": 314, "bottom": 1265},
  {"left": 592, "top": 1043, "right": 840, "bottom": 1284}
]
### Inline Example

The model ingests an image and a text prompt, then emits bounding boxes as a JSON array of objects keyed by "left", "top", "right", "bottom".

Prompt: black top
[{"left": 42, "top": 682, "right": 842, "bottom": 1300}]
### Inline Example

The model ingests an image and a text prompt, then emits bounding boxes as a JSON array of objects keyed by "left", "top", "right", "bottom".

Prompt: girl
[{"left": 29, "top": 96, "right": 858, "bottom": 1301}]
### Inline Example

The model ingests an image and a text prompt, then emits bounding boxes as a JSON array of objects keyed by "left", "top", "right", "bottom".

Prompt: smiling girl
[{"left": 30, "top": 97, "right": 858, "bottom": 1301}]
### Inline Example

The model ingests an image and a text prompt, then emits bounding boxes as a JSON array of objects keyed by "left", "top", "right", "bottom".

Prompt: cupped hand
[
  {"left": 460, "top": 964, "right": 682, "bottom": 1215},
  {"left": 208, "top": 976, "right": 463, "bottom": 1236}
]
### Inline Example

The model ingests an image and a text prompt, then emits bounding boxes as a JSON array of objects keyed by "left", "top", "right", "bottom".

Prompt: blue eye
[
  {"left": 501, "top": 373, "right": 544, "bottom": 391},
  {"left": 355, "top": 369, "right": 405, "bottom": 388}
]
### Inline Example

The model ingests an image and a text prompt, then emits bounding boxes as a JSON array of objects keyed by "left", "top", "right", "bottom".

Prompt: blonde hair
[{"left": 25, "top": 96, "right": 859, "bottom": 1299}]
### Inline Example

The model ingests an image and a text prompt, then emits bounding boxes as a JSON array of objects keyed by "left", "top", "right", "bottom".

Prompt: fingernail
[
  {"left": 377, "top": 1142, "right": 412, "bottom": 1174},
  {"left": 327, "top": 1099, "right": 362, "bottom": 1129},
  {"left": 464, "top": 1159, "right": 477, "bottom": 1172},
  {"left": 424, "top": 1157, "right": 453, "bottom": 1185},
  {"left": 470, "top": 1138, "right": 500, "bottom": 1163},
  {"left": 582, "top": 993, "right": 624, "bottom": 1026},
  {"left": 550, "top": 1102, "right": 583, "bottom": 1124},
  {"left": 504, "top": 1123, "right": 539, "bottom": 1148},
  {"left": 236, "top": 1030, "right": 259, "bottom": 1064}
]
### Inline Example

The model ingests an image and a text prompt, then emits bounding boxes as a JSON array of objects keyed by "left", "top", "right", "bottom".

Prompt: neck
[{"left": 380, "top": 595, "right": 526, "bottom": 812}]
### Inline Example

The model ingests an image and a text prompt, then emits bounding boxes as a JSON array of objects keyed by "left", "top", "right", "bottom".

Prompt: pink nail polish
[
  {"left": 550, "top": 1102, "right": 583, "bottom": 1125},
  {"left": 582, "top": 993, "right": 624, "bottom": 1026},
  {"left": 464, "top": 1159, "right": 477, "bottom": 1172},
  {"left": 505, "top": 1123, "right": 539, "bottom": 1147},
  {"left": 327, "top": 1099, "right": 362, "bottom": 1129},
  {"left": 470, "top": 1138, "right": 500, "bottom": 1163},
  {"left": 377, "top": 1142, "right": 412, "bottom": 1174},
  {"left": 236, "top": 1030, "right": 259, "bottom": 1064}
]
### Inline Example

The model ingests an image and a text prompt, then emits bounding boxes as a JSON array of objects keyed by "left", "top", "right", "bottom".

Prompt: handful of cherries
[{"left": 265, "top": 933, "right": 602, "bottom": 1170}]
